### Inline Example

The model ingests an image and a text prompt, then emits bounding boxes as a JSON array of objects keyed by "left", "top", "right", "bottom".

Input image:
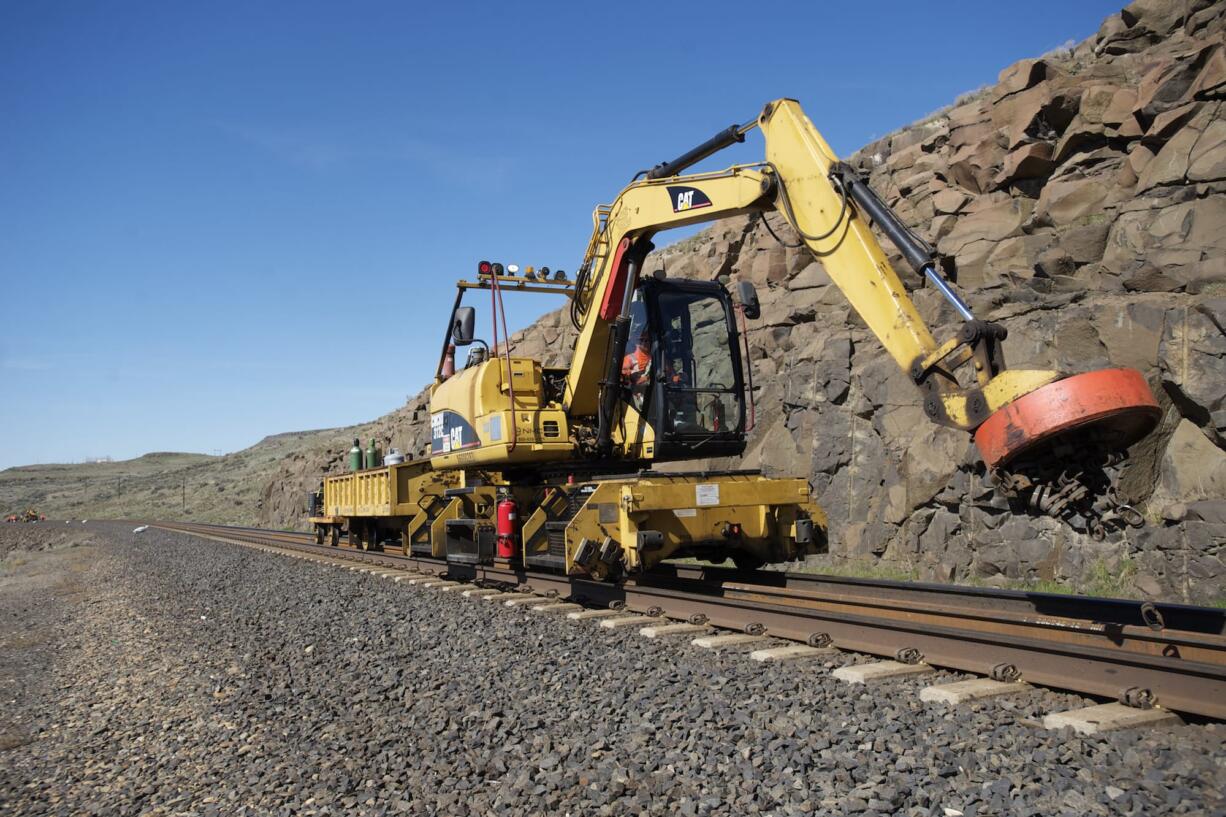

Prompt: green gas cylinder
[
  {"left": 364, "top": 438, "right": 379, "bottom": 469},
  {"left": 348, "top": 438, "right": 363, "bottom": 471}
]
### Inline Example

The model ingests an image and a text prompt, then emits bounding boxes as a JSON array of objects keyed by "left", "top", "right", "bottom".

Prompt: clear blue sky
[{"left": 0, "top": 1, "right": 1121, "bottom": 468}]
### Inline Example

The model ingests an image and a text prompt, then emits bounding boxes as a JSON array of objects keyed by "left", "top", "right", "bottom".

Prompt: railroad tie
[
  {"left": 504, "top": 596, "right": 549, "bottom": 607},
  {"left": 691, "top": 633, "right": 771, "bottom": 649},
  {"left": 1041, "top": 702, "right": 1182, "bottom": 735},
  {"left": 530, "top": 602, "right": 583, "bottom": 613},
  {"left": 482, "top": 593, "right": 536, "bottom": 603},
  {"left": 566, "top": 609, "right": 624, "bottom": 621},
  {"left": 749, "top": 645, "right": 836, "bottom": 662},
  {"left": 639, "top": 622, "right": 710, "bottom": 639},
  {"left": 920, "top": 678, "right": 1030, "bottom": 705},
  {"left": 832, "top": 661, "right": 934, "bottom": 684},
  {"left": 599, "top": 615, "right": 657, "bottom": 629}
]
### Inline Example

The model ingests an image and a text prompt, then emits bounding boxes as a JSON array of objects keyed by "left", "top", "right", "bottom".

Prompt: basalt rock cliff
[{"left": 261, "top": 0, "right": 1225, "bottom": 602}]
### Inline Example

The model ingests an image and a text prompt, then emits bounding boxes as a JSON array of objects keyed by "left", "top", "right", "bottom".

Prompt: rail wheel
[
  {"left": 314, "top": 526, "right": 324, "bottom": 546},
  {"left": 329, "top": 526, "right": 340, "bottom": 547}
]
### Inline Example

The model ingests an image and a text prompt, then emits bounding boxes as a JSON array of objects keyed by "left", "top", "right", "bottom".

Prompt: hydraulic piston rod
[
  {"left": 645, "top": 119, "right": 757, "bottom": 180},
  {"left": 829, "top": 162, "right": 974, "bottom": 321}
]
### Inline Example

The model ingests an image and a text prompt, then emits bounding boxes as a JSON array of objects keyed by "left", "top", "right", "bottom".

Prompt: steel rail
[{"left": 149, "top": 520, "right": 1226, "bottom": 719}]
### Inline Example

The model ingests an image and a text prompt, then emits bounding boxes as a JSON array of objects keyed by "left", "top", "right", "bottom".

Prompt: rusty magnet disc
[{"left": 974, "top": 367, "right": 1161, "bottom": 469}]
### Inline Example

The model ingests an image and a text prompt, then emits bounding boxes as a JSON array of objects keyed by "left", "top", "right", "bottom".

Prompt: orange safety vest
[{"left": 622, "top": 346, "right": 651, "bottom": 387}]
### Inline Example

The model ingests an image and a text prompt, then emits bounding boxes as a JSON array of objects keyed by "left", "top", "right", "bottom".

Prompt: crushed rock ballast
[{"left": 1, "top": 523, "right": 1221, "bottom": 816}]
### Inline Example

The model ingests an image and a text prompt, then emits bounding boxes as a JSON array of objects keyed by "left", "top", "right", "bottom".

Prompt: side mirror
[
  {"left": 737, "top": 280, "right": 761, "bottom": 320},
  {"left": 452, "top": 306, "right": 476, "bottom": 346}
]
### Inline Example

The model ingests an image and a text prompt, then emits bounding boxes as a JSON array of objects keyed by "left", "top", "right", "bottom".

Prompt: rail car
[{"left": 308, "top": 460, "right": 821, "bottom": 579}]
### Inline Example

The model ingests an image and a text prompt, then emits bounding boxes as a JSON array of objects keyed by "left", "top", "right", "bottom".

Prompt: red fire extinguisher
[{"left": 496, "top": 494, "right": 519, "bottom": 559}]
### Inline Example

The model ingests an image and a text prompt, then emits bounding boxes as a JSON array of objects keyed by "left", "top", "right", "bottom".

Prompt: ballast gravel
[{"left": 1, "top": 523, "right": 1222, "bottom": 816}]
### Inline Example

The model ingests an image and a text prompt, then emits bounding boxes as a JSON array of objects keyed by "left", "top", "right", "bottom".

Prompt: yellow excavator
[{"left": 312, "top": 99, "right": 1159, "bottom": 577}]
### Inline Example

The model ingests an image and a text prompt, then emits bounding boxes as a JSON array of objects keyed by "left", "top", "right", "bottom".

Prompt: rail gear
[{"left": 312, "top": 98, "right": 1158, "bottom": 577}]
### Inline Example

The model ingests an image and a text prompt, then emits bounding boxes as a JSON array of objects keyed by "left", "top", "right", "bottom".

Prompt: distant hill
[{"left": 0, "top": 427, "right": 378, "bottom": 526}]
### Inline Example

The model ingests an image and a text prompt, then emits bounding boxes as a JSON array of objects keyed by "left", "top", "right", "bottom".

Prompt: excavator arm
[{"left": 565, "top": 99, "right": 1160, "bottom": 480}]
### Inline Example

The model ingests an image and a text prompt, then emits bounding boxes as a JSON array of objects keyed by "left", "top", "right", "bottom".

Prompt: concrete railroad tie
[
  {"left": 461, "top": 588, "right": 502, "bottom": 598},
  {"left": 1042, "top": 702, "right": 1182, "bottom": 735},
  {"left": 599, "top": 615, "right": 657, "bottom": 629},
  {"left": 750, "top": 645, "right": 836, "bottom": 662},
  {"left": 691, "top": 633, "right": 771, "bottom": 649},
  {"left": 920, "top": 678, "right": 1030, "bottom": 705},
  {"left": 531, "top": 602, "right": 583, "bottom": 613},
  {"left": 566, "top": 609, "right": 624, "bottom": 621},
  {"left": 404, "top": 576, "right": 439, "bottom": 586},
  {"left": 639, "top": 623, "right": 710, "bottom": 638},
  {"left": 504, "top": 596, "right": 549, "bottom": 607},
  {"left": 832, "top": 661, "right": 934, "bottom": 684}
]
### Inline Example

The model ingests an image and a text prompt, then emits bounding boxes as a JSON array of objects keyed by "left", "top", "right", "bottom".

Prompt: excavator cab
[{"left": 628, "top": 275, "right": 748, "bottom": 462}]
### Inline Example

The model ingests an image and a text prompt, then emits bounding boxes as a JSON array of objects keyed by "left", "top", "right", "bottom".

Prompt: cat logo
[
  {"left": 667, "top": 185, "right": 712, "bottom": 213},
  {"left": 430, "top": 410, "right": 480, "bottom": 455}
]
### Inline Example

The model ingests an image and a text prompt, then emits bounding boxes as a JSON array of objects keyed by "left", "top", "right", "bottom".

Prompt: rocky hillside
[{"left": 262, "top": 0, "right": 1224, "bottom": 603}]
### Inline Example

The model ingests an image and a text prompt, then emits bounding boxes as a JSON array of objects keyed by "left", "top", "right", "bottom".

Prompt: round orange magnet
[{"left": 973, "top": 368, "right": 1161, "bottom": 468}]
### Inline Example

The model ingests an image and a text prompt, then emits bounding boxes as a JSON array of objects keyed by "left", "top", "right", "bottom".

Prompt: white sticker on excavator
[
  {"left": 695, "top": 483, "right": 720, "bottom": 506},
  {"left": 674, "top": 508, "right": 697, "bottom": 518}
]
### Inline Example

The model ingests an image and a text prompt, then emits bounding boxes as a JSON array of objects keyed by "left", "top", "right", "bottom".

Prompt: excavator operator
[
  {"left": 623, "top": 293, "right": 701, "bottom": 427},
  {"left": 621, "top": 300, "right": 653, "bottom": 409}
]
